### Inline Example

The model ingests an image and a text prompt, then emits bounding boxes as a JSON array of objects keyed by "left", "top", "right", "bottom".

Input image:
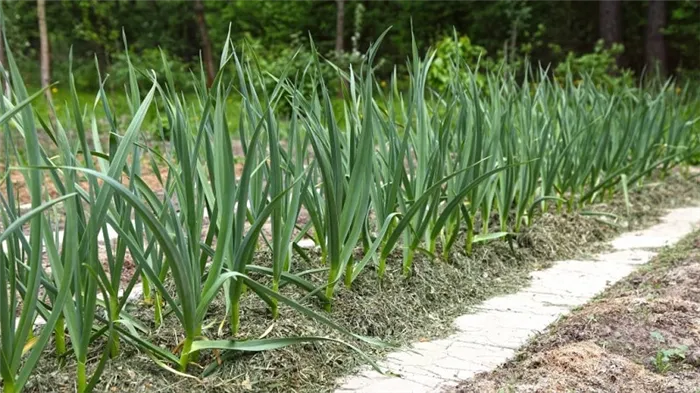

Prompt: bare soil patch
[
  {"left": 450, "top": 232, "right": 700, "bottom": 393},
  {"left": 0, "top": 137, "right": 246, "bottom": 208}
]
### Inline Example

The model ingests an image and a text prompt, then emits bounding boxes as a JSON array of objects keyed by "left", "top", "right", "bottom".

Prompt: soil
[
  {"left": 38, "top": 239, "right": 137, "bottom": 286},
  {"left": 449, "top": 231, "right": 700, "bottom": 393}
]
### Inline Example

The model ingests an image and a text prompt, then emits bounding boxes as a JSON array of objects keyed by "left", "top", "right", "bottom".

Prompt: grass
[{"left": 30, "top": 86, "right": 244, "bottom": 141}]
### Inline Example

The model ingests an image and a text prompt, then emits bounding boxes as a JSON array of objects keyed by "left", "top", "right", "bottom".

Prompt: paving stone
[
  {"left": 398, "top": 373, "right": 444, "bottom": 389},
  {"left": 127, "top": 283, "right": 143, "bottom": 301},
  {"left": 525, "top": 262, "right": 633, "bottom": 298},
  {"left": 475, "top": 292, "right": 569, "bottom": 316},
  {"left": 542, "top": 260, "right": 636, "bottom": 283},
  {"left": 661, "top": 206, "right": 700, "bottom": 224},
  {"left": 34, "top": 315, "right": 46, "bottom": 326},
  {"left": 341, "top": 375, "right": 437, "bottom": 393},
  {"left": 357, "top": 369, "right": 385, "bottom": 380},
  {"left": 385, "top": 350, "right": 442, "bottom": 368},
  {"left": 453, "top": 310, "right": 554, "bottom": 332},
  {"left": 611, "top": 207, "right": 700, "bottom": 250},
  {"left": 596, "top": 249, "right": 657, "bottom": 265},
  {"left": 387, "top": 362, "right": 462, "bottom": 381},
  {"left": 612, "top": 230, "right": 683, "bottom": 250},
  {"left": 515, "top": 290, "right": 591, "bottom": 308},
  {"left": 429, "top": 382, "right": 459, "bottom": 393},
  {"left": 451, "top": 323, "right": 539, "bottom": 349},
  {"left": 338, "top": 372, "right": 378, "bottom": 391},
  {"left": 411, "top": 339, "right": 452, "bottom": 353},
  {"left": 444, "top": 341, "right": 515, "bottom": 368}
]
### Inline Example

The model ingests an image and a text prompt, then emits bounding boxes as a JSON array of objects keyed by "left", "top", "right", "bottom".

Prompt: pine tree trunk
[
  {"left": 194, "top": 0, "right": 215, "bottom": 87},
  {"left": 335, "top": 0, "right": 345, "bottom": 54},
  {"left": 646, "top": 0, "right": 667, "bottom": 76},
  {"left": 334, "top": 0, "right": 345, "bottom": 97},
  {"left": 37, "top": 0, "right": 52, "bottom": 102},
  {"left": 599, "top": 0, "right": 623, "bottom": 67}
]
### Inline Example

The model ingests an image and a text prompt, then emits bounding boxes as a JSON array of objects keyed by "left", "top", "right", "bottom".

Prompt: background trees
[
  {"left": 599, "top": 0, "right": 623, "bottom": 66},
  {"left": 1, "top": 0, "right": 698, "bottom": 92},
  {"left": 194, "top": 0, "right": 215, "bottom": 86},
  {"left": 646, "top": 0, "right": 667, "bottom": 75}
]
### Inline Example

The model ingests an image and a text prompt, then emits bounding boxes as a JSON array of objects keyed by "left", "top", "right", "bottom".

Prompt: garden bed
[{"left": 22, "top": 171, "right": 700, "bottom": 393}]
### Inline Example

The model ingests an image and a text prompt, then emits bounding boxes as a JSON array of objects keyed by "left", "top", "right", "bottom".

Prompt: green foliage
[
  {"left": 650, "top": 331, "right": 689, "bottom": 374},
  {"left": 428, "top": 30, "right": 636, "bottom": 94},
  {"left": 653, "top": 346, "right": 688, "bottom": 374},
  {"left": 428, "top": 34, "right": 489, "bottom": 91},
  {"left": 240, "top": 33, "right": 333, "bottom": 119},
  {"left": 3, "top": 0, "right": 700, "bottom": 92},
  {"left": 554, "top": 40, "right": 634, "bottom": 89},
  {"left": 72, "top": 0, "right": 121, "bottom": 55},
  {"left": 238, "top": 0, "right": 370, "bottom": 101},
  {"left": 5, "top": 0, "right": 700, "bottom": 90},
  {"left": 665, "top": 0, "right": 700, "bottom": 78},
  {"left": 110, "top": 48, "right": 195, "bottom": 91}
]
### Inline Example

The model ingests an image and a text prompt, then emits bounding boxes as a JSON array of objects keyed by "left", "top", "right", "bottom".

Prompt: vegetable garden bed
[{"left": 17, "top": 172, "right": 700, "bottom": 393}]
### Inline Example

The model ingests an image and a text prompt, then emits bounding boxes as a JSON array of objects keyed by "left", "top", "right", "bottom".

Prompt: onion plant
[
  {"left": 0, "top": 35, "right": 80, "bottom": 393},
  {"left": 295, "top": 39, "right": 377, "bottom": 307}
]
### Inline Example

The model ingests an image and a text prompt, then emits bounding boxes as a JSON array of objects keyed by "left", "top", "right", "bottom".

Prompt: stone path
[{"left": 335, "top": 206, "right": 700, "bottom": 393}]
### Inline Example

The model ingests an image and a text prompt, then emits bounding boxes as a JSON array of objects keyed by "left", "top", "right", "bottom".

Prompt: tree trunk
[
  {"left": 646, "top": 0, "right": 667, "bottom": 76},
  {"left": 194, "top": 0, "right": 215, "bottom": 87},
  {"left": 599, "top": 0, "right": 623, "bottom": 66},
  {"left": 335, "top": 0, "right": 345, "bottom": 54},
  {"left": 37, "top": 0, "right": 52, "bottom": 102}
]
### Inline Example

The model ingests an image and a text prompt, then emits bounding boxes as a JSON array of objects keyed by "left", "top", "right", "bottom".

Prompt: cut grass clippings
[
  {"left": 21, "top": 170, "right": 700, "bottom": 393},
  {"left": 449, "top": 200, "right": 700, "bottom": 393}
]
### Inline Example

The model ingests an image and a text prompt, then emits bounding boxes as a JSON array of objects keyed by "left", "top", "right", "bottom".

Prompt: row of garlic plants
[{"left": 1, "top": 30, "right": 698, "bottom": 392}]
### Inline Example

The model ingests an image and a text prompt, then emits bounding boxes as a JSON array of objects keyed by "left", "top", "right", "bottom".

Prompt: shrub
[
  {"left": 553, "top": 39, "right": 635, "bottom": 89},
  {"left": 428, "top": 34, "right": 490, "bottom": 92}
]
